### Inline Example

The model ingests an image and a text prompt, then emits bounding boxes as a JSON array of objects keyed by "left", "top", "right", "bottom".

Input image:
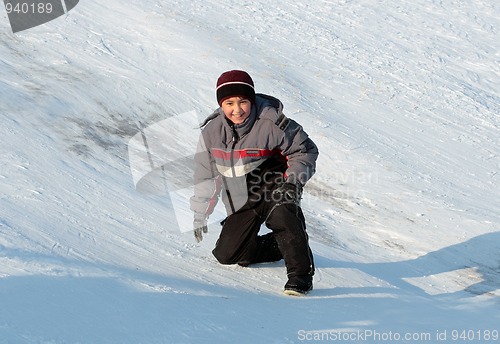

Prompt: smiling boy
[{"left": 190, "top": 70, "right": 319, "bottom": 295}]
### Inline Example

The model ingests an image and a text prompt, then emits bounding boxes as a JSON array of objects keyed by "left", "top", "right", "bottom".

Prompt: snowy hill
[{"left": 1, "top": 0, "right": 499, "bottom": 343}]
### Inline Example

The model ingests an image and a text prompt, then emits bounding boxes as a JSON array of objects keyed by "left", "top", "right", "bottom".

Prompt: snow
[{"left": 0, "top": 0, "right": 499, "bottom": 342}]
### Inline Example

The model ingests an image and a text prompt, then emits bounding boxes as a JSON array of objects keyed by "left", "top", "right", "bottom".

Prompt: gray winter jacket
[{"left": 190, "top": 94, "right": 318, "bottom": 217}]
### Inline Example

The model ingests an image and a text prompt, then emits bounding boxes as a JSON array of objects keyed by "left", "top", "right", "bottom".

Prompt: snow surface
[{"left": 1, "top": 0, "right": 499, "bottom": 343}]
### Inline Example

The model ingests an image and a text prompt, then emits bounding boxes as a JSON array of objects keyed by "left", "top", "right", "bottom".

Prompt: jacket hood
[{"left": 254, "top": 93, "right": 284, "bottom": 119}]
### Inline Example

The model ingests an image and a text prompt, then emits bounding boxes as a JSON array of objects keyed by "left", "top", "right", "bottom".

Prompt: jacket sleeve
[
  {"left": 189, "top": 133, "right": 221, "bottom": 217},
  {"left": 279, "top": 119, "right": 319, "bottom": 186}
]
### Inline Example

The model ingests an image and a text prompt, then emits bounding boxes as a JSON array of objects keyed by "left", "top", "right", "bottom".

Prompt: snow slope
[{"left": 1, "top": 0, "right": 499, "bottom": 343}]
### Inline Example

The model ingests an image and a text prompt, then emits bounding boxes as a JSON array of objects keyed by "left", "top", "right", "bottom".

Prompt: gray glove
[{"left": 193, "top": 215, "right": 208, "bottom": 243}]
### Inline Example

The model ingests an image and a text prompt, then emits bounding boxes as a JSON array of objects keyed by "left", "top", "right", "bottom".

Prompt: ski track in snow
[{"left": 0, "top": 0, "right": 499, "bottom": 343}]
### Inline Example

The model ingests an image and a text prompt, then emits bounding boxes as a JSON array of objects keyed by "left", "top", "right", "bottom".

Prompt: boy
[{"left": 190, "top": 70, "right": 319, "bottom": 295}]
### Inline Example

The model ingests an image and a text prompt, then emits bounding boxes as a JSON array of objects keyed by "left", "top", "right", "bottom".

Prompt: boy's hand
[
  {"left": 193, "top": 215, "right": 208, "bottom": 243},
  {"left": 272, "top": 182, "right": 303, "bottom": 205}
]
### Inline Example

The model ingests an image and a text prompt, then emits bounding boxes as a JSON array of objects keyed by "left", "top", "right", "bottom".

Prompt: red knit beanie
[{"left": 216, "top": 70, "right": 256, "bottom": 106}]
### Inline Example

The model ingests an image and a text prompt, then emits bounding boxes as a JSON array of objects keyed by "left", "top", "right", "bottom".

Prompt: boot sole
[{"left": 283, "top": 288, "right": 311, "bottom": 296}]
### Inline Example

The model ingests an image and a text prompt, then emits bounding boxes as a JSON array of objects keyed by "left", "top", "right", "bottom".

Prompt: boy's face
[{"left": 221, "top": 97, "right": 252, "bottom": 125}]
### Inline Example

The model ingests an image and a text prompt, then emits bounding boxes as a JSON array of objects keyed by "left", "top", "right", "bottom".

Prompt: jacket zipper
[
  {"left": 230, "top": 124, "right": 239, "bottom": 178},
  {"left": 223, "top": 124, "right": 239, "bottom": 215}
]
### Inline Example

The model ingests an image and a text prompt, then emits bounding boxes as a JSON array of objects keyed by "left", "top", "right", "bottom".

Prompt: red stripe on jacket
[{"left": 211, "top": 148, "right": 281, "bottom": 160}]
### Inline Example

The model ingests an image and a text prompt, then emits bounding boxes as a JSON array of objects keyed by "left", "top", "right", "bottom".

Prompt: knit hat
[{"left": 216, "top": 70, "right": 255, "bottom": 105}]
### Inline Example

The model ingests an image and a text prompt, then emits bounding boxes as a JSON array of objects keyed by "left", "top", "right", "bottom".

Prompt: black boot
[
  {"left": 284, "top": 275, "right": 313, "bottom": 296},
  {"left": 238, "top": 233, "right": 283, "bottom": 267},
  {"left": 254, "top": 233, "right": 283, "bottom": 263}
]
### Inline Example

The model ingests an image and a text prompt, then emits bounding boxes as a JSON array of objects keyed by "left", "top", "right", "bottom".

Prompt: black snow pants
[{"left": 212, "top": 190, "right": 315, "bottom": 280}]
